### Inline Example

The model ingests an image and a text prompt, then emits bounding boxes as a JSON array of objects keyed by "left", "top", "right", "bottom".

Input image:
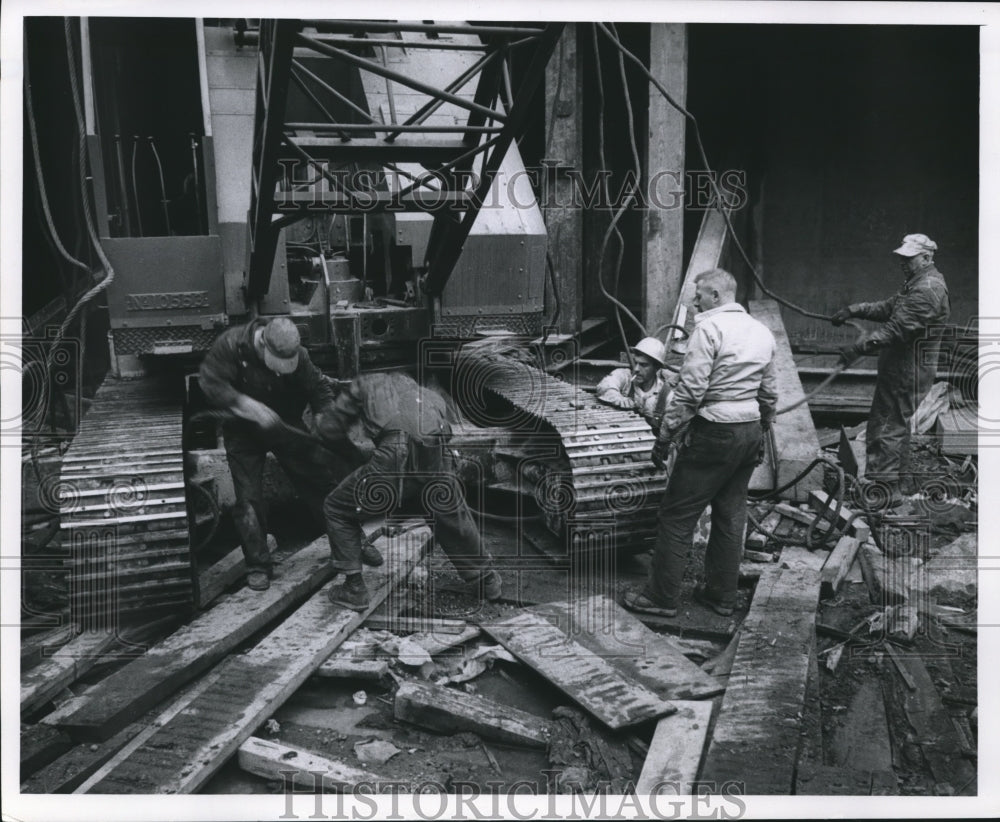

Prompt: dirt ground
[{"left": 20, "top": 431, "right": 977, "bottom": 795}]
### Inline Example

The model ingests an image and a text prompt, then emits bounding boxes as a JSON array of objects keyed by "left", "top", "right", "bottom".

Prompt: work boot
[
  {"left": 247, "top": 570, "right": 270, "bottom": 591},
  {"left": 361, "top": 543, "right": 384, "bottom": 567},
  {"left": 693, "top": 583, "right": 734, "bottom": 617},
  {"left": 470, "top": 569, "right": 503, "bottom": 601},
  {"left": 327, "top": 575, "right": 369, "bottom": 611}
]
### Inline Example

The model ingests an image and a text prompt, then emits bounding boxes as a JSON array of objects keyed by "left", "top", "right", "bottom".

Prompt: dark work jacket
[
  {"left": 853, "top": 266, "right": 950, "bottom": 398},
  {"left": 316, "top": 372, "right": 452, "bottom": 472},
  {"left": 198, "top": 319, "right": 334, "bottom": 427}
]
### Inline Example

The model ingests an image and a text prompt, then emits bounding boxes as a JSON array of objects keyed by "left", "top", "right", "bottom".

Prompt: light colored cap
[
  {"left": 893, "top": 233, "right": 937, "bottom": 257},
  {"left": 630, "top": 336, "right": 667, "bottom": 366},
  {"left": 262, "top": 317, "right": 300, "bottom": 375}
]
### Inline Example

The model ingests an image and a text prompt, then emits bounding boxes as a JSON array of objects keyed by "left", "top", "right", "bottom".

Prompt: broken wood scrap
[
  {"left": 808, "top": 490, "right": 871, "bottom": 542},
  {"left": 857, "top": 541, "right": 919, "bottom": 607},
  {"left": 884, "top": 643, "right": 917, "bottom": 691},
  {"left": 744, "top": 549, "right": 776, "bottom": 563},
  {"left": 530, "top": 596, "right": 723, "bottom": 700},
  {"left": 393, "top": 680, "right": 552, "bottom": 748},
  {"left": 700, "top": 552, "right": 823, "bottom": 794},
  {"left": 547, "top": 705, "right": 634, "bottom": 793},
  {"left": 21, "top": 629, "right": 118, "bottom": 717},
  {"left": 820, "top": 536, "right": 861, "bottom": 599},
  {"left": 746, "top": 509, "right": 782, "bottom": 550},
  {"left": 483, "top": 610, "right": 677, "bottom": 730},
  {"left": 635, "top": 700, "right": 712, "bottom": 795},
  {"left": 239, "top": 737, "right": 382, "bottom": 791},
  {"left": 53, "top": 537, "right": 336, "bottom": 742},
  {"left": 78, "top": 523, "right": 431, "bottom": 794},
  {"left": 701, "top": 628, "right": 741, "bottom": 678}
]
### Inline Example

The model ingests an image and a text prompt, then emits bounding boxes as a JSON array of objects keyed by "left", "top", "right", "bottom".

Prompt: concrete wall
[{"left": 688, "top": 25, "right": 978, "bottom": 347}]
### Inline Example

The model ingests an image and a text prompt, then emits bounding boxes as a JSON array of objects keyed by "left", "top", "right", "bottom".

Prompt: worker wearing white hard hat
[{"left": 595, "top": 336, "right": 675, "bottom": 429}]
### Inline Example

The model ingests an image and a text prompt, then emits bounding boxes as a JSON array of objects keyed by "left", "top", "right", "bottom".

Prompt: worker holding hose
[
  {"left": 595, "top": 336, "right": 676, "bottom": 430},
  {"left": 623, "top": 268, "right": 776, "bottom": 618},
  {"left": 315, "top": 371, "right": 502, "bottom": 611},
  {"left": 199, "top": 317, "right": 381, "bottom": 592},
  {"left": 831, "top": 233, "right": 950, "bottom": 506}
]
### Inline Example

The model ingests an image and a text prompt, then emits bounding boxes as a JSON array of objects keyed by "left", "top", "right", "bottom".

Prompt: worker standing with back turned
[
  {"left": 831, "top": 233, "right": 950, "bottom": 506},
  {"left": 623, "top": 268, "right": 777, "bottom": 618}
]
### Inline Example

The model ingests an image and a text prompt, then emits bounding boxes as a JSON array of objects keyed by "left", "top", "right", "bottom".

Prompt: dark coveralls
[
  {"left": 199, "top": 319, "right": 347, "bottom": 574},
  {"left": 852, "top": 267, "right": 950, "bottom": 488},
  {"left": 318, "top": 372, "right": 493, "bottom": 581}
]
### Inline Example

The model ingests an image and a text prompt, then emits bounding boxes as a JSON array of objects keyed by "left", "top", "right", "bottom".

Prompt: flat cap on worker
[
  {"left": 261, "top": 317, "right": 301, "bottom": 375},
  {"left": 893, "top": 233, "right": 938, "bottom": 257}
]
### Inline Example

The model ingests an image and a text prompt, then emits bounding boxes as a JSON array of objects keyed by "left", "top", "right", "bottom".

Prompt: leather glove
[
  {"left": 838, "top": 341, "right": 865, "bottom": 367},
  {"left": 651, "top": 439, "right": 672, "bottom": 471},
  {"left": 830, "top": 306, "right": 855, "bottom": 326}
]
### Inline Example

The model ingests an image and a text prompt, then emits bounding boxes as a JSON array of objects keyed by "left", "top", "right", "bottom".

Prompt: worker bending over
[
  {"left": 624, "top": 269, "right": 776, "bottom": 618},
  {"left": 316, "top": 371, "right": 502, "bottom": 611},
  {"left": 595, "top": 336, "right": 674, "bottom": 430},
  {"left": 831, "top": 233, "right": 950, "bottom": 506},
  {"left": 199, "top": 317, "right": 380, "bottom": 592}
]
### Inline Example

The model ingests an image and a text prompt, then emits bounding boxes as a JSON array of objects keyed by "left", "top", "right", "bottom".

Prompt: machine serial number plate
[{"left": 126, "top": 291, "right": 210, "bottom": 311}]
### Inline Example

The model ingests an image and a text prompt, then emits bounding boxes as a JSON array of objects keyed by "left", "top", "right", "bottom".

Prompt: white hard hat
[{"left": 630, "top": 337, "right": 667, "bottom": 366}]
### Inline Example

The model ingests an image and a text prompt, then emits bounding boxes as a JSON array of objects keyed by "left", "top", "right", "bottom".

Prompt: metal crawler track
[
  {"left": 465, "top": 351, "right": 669, "bottom": 552},
  {"left": 59, "top": 377, "right": 195, "bottom": 625}
]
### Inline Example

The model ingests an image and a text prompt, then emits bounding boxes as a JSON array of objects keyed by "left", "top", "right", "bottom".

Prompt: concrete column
[
  {"left": 543, "top": 24, "right": 583, "bottom": 334},
  {"left": 642, "top": 24, "right": 687, "bottom": 336}
]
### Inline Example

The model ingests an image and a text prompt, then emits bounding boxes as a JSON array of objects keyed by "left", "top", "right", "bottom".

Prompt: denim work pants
[
  {"left": 647, "top": 417, "right": 762, "bottom": 608},
  {"left": 323, "top": 429, "right": 491, "bottom": 580},
  {"left": 225, "top": 424, "right": 350, "bottom": 573}
]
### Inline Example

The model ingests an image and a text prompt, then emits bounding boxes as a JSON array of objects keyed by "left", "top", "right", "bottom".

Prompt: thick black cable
[
  {"left": 590, "top": 24, "right": 646, "bottom": 356},
  {"left": 596, "top": 23, "right": 834, "bottom": 323}
]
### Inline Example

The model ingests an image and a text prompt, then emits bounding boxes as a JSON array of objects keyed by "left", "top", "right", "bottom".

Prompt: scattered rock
[{"left": 354, "top": 738, "right": 401, "bottom": 766}]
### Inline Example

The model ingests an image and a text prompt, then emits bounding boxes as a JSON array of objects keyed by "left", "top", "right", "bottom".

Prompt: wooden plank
[
  {"left": 363, "top": 614, "right": 467, "bottom": 634},
  {"left": 21, "top": 630, "right": 118, "bottom": 716},
  {"left": 773, "top": 502, "right": 818, "bottom": 527},
  {"left": 483, "top": 610, "right": 676, "bottom": 730},
  {"left": 238, "top": 737, "right": 382, "bottom": 791},
  {"left": 644, "top": 23, "right": 687, "bottom": 333},
  {"left": 20, "top": 623, "right": 77, "bottom": 672},
  {"left": 893, "top": 652, "right": 977, "bottom": 794},
  {"left": 195, "top": 540, "right": 264, "bottom": 608},
  {"left": 20, "top": 724, "right": 74, "bottom": 778},
  {"left": 532, "top": 595, "right": 724, "bottom": 700},
  {"left": 700, "top": 548, "right": 823, "bottom": 794},
  {"left": 81, "top": 523, "right": 431, "bottom": 793},
  {"left": 808, "top": 490, "right": 871, "bottom": 542},
  {"left": 54, "top": 538, "right": 334, "bottom": 742},
  {"left": 635, "top": 700, "right": 712, "bottom": 795},
  {"left": 828, "top": 679, "right": 893, "bottom": 771},
  {"left": 857, "top": 542, "right": 909, "bottom": 606},
  {"left": 821, "top": 536, "right": 861, "bottom": 599},
  {"left": 749, "top": 299, "right": 822, "bottom": 501},
  {"left": 393, "top": 680, "right": 552, "bottom": 748}
]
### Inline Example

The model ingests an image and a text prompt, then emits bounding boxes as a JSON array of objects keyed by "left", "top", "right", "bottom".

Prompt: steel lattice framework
[{"left": 245, "top": 19, "right": 563, "bottom": 301}]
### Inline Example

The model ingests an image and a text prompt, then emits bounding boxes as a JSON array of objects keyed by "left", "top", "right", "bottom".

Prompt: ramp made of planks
[
  {"left": 79, "top": 523, "right": 431, "bottom": 793},
  {"left": 54, "top": 538, "right": 335, "bottom": 741},
  {"left": 483, "top": 607, "right": 676, "bottom": 730},
  {"left": 530, "top": 595, "right": 724, "bottom": 700},
  {"left": 749, "top": 299, "right": 822, "bottom": 501},
  {"left": 699, "top": 547, "right": 825, "bottom": 794}
]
